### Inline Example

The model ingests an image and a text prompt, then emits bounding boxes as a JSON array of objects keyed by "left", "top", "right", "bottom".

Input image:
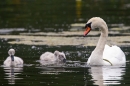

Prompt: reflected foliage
[{"left": 0, "top": 0, "right": 130, "bottom": 31}]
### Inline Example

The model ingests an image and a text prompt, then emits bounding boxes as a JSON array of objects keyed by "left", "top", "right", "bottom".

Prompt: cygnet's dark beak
[
  {"left": 63, "top": 58, "right": 66, "bottom": 63},
  {"left": 11, "top": 55, "right": 14, "bottom": 61}
]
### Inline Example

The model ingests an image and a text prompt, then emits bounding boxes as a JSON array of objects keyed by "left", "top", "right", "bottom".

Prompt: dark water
[
  {"left": 0, "top": 0, "right": 130, "bottom": 86},
  {"left": 0, "top": 39, "right": 130, "bottom": 86}
]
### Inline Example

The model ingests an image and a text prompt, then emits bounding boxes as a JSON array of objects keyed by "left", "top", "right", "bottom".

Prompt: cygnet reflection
[{"left": 4, "top": 67, "right": 23, "bottom": 84}]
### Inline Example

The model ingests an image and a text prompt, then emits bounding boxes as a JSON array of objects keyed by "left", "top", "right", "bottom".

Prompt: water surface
[
  {"left": 0, "top": 0, "right": 130, "bottom": 86},
  {"left": 0, "top": 41, "right": 130, "bottom": 86}
]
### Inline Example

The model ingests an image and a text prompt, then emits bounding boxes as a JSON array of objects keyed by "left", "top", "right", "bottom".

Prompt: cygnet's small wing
[
  {"left": 14, "top": 56, "right": 24, "bottom": 64},
  {"left": 3, "top": 57, "right": 11, "bottom": 66},
  {"left": 40, "top": 52, "right": 56, "bottom": 61}
]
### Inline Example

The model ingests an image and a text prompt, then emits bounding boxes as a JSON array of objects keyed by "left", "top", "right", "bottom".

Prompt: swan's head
[
  {"left": 54, "top": 50, "right": 66, "bottom": 63},
  {"left": 84, "top": 17, "right": 107, "bottom": 36},
  {"left": 8, "top": 49, "right": 15, "bottom": 61}
]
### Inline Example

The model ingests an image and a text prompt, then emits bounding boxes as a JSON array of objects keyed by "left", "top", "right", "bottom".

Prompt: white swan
[
  {"left": 40, "top": 50, "right": 66, "bottom": 64},
  {"left": 3, "top": 49, "right": 24, "bottom": 67},
  {"left": 84, "top": 17, "right": 126, "bottom": 66}
]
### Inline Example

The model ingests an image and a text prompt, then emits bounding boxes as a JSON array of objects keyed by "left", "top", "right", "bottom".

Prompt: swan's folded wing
[{"left": 103, "top": 45, "right": 126, "bottom": 65}]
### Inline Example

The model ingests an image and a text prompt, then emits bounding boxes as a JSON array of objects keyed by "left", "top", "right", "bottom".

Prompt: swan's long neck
[
  {"left": 94, "top": 23, "right": 108, "bottom": 55},
  {"left": 87, "top": 17, "right": 109, "bottom": 65},
  {"left": 89, "top": 23, "right": 108, "bottom": 65}
]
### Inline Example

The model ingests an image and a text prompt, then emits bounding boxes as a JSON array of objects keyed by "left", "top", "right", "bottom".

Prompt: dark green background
[{"left": 0, "top": 0, "right": 130, "bottom": 31}]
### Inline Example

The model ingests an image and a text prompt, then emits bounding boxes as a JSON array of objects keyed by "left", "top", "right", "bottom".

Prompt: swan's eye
[{"left": 85, "top": 22, "right": 92, "bottom": 28}]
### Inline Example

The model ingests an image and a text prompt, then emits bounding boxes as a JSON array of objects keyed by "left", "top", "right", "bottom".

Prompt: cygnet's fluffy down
[
  {"left": 3, "top": 49, "right": 24, "bottom": 67},
  {"left": 40, "top": 50, "right": 66, "bottom": 64}
]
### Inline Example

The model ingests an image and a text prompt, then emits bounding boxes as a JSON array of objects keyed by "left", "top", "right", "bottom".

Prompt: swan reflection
[
  {"left": 4, "top": 67, "right": 23, "bottom": 84},
  {"left": 89, "top": 66, "right": 125, "bottom": 86}
]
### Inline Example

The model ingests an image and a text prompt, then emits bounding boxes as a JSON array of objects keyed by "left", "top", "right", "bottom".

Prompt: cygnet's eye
[{"left": 59, "top": 55, "right": 64, "bottom": 60}]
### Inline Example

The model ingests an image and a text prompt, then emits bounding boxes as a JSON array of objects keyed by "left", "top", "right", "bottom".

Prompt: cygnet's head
[
  {"left": 8, "top": 49, "right": 15, "bottom": 56},
  {"left": 8, "top": 49, "right": 15, "bottom": 61},
  {"left": 54, "top": 50, "right": 66, "bottom": 63}
]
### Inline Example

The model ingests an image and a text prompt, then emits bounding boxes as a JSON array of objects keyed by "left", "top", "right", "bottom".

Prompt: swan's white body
[
  {"left": 3, "top": 49, "right": 23, "bottom": 67},
  {"left": 40, "top": 50, "right": 66, "bottom": 64},
  {"left": 84, "top": 17, "right": 126, "bottom": 66}
]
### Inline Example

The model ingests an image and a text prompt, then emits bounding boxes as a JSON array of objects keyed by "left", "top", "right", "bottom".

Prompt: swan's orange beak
[{"left": 84, "top": 27, "right": 91, "bottom": 36}]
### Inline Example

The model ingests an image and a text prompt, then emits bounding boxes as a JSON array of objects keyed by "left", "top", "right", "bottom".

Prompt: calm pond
[
  {"left": 0, "top": 0, "right": 130, "bottom": 86},
  {"left": 0, "top": 40, "right": 130, "bottom": 86}
]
